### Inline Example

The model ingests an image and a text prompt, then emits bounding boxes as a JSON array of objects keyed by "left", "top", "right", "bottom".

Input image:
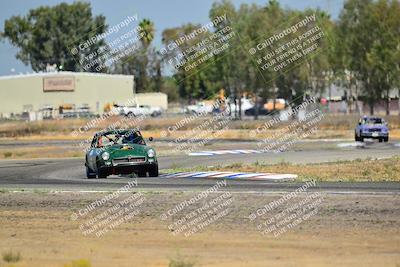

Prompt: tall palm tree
[
  {"left": 135, "top": 19, "right": 155, "bottom": 92},
  {"left": 138, "top": 19, "right": 155, "bottom": 49}
]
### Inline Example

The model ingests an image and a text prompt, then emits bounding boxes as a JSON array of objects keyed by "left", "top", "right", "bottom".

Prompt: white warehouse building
[{"left": 0, "top": 71, "right": 168, "bottom": 118}]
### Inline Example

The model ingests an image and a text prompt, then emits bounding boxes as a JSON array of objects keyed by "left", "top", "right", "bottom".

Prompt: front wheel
[
  {"left": 97, "top": 170, "right": 107, "bottom": 178},
  {"left": 86, "top": 165, "right": 96, "bottom": 179},
  {"left": 137, "top": 169, "right": 147, "bottom": 177},
  {"left": 148, "top": 165, "right": 159, "bottom": 177},
  {"left": 384, "top": 137, "right": 389, "bottom": 142},
  {"left": 96, "top": 163, "right": 107, "bottom": 178}
]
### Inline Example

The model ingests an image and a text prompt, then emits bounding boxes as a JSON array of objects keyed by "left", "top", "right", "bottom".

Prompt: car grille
[
  {"left": 368, "top": 128, "right": 381, "bottom": 132},
  {"left": 113, "top": 157, "right": 146, "bottom": 165}
]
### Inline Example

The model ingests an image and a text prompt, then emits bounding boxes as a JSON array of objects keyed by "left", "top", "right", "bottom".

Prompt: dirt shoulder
[
  {"left": 1, "top": 114, "right": 399, "bottom": 143},
  {"left": 0, "top": 191, "right": 399, "bottom": 267}
]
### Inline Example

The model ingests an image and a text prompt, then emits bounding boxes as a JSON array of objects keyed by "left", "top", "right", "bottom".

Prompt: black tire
[
  {"left": 379, "top": 138, "right": 383, "bottom": 143},
  {"left": 86, "top": 165, "right": 96, "bottom": 179},
  {"left": 96, "top": 162, "right": 107, "bottom": 178},
  {"left": 359, "top": 136, "right": 364, "bottom": 142},
  {"left": 355, "top": 132, "right": 359, "bottom": 142},
  {"left": 127, "top": 112, "right": 135, "bottom": 118},
  {"left": 148, "top": 165, "right": 159, "bottom": 177},
  {"left": 384, "top": 137, "right": 389, "bottom": 142},
  {"left": 97, "top": 170, "right": 107, "bottom": 178},
  {"left": 137, "top": 169, "right": 147, "bottom": 177}
]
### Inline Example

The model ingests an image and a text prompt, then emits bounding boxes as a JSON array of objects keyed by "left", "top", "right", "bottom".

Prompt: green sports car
[{"left": 85, "top": 129, "right": 158, "bottom": 178}]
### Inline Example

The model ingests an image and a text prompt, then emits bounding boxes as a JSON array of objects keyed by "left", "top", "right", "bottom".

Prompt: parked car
[
  {"left": 85, "top": 129, "right": 158, "bottom": 178},
  {"left": 244, "top": 106, "right": 270, "bottom": 116},
  {"left": 228, "top": 97, "right": 254, "bottom": 115},
  {"left": 185, "top": 102, "right": 214, "bottom": 114},
  {"left": 264, "top": 98, "right": 287, "bottom": 111},
  {"left": 355, "top": 116, "right": 389, "bottom": 142},
  {"left": 140, "top": 105, "right": 162, "bottom": 117},
  {"left": 119, "top": 104, "right": 162, "bottom": 117}
]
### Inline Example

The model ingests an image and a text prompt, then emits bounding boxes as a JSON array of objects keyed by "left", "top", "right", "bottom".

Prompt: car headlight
[
  {"left": 147, "top": 149, "right": 155, "bottom": 158},
  {"left": 101, "top": 152, "right": 110, "bottom": 161}
]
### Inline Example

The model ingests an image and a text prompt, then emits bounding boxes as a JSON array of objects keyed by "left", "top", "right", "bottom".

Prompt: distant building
[
  {"left": 134, "top": 92, "right": 168, "bottom": 110},
  {"left": 0, "top": 71, "right": 135, "bottom": 117},
  {"left": 0, "top": 71, "right": 137, "bottom": 118},
  {"left": 322, "top": 84, "right": 400, "bottom": 115}
]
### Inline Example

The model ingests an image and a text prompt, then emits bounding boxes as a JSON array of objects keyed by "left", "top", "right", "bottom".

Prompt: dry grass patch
[
  {"left": 1, "top": 114, "right": 399, "bottom": 139},
  {"left": 181, "top": 157, "right": 400, "bottom": 182},
  {"left": 0, "top": 146, "right": 82, "bottom": 159}
]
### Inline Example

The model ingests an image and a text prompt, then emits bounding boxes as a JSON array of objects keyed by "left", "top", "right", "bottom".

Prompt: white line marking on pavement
[
  {"left": 337, "top": 142, "right": 366, "bottom": 148},
  {"left": 188, "top": 149, "right": 264, "bottom": 156}
]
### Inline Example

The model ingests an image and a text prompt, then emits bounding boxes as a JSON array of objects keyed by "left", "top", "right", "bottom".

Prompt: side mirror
[{"left": 149, "top": 137, "right": 154, "bottom": 141}]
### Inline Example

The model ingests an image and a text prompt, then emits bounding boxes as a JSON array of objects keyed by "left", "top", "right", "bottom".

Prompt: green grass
[
  {"left": 168, "top": 254, "right": 196, "bottom": 267},
  {"left": 33, "top": 189, "right": 48, "bottom": 195},
  {"left": 3, "top": 152, "right": 12, "bottom": 158},
  {"left": 2, "top": 250, "right": 21, "bottom": 263},
  {"left": 63, "top": 259, "right": 92, "bottom": 267}
]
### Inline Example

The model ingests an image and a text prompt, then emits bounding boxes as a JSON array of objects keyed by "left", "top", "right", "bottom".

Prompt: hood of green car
[{"left": 102, "top": 143, "right": 153, "bottom": 159}]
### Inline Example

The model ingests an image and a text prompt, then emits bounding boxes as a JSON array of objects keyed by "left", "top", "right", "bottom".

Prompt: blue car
[{"left": 355, "top": 116, "right": 389, "bottom": 142}]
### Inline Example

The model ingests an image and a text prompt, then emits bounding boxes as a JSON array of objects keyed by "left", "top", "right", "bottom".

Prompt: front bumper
[
  {"left": 361, "top": 132, "right": 388, "bottom": 138},
  {"left": 100, "top": 161, "right": 157, "bottom": 175}
]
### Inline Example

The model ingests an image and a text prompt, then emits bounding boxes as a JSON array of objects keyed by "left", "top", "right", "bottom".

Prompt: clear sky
[{"left": 0, "top": 0, "right": 343, "bottom": 76}]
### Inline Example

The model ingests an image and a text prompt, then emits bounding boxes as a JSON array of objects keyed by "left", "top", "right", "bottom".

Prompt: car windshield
[
  {"left": 364, "top": 118, "right": 383, "bottom": 124},
  {"left": 97, "top": 131, "right": 145, "bottom": 147}
]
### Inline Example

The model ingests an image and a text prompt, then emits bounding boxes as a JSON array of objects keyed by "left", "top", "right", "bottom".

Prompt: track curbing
[{"left": 159, "top": 171, "right": 297, "bottom": 180}]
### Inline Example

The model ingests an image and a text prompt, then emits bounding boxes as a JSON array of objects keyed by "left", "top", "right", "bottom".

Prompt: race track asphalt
[{"left": 0, "top": 141, "right": 399, "bottom": 193}]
